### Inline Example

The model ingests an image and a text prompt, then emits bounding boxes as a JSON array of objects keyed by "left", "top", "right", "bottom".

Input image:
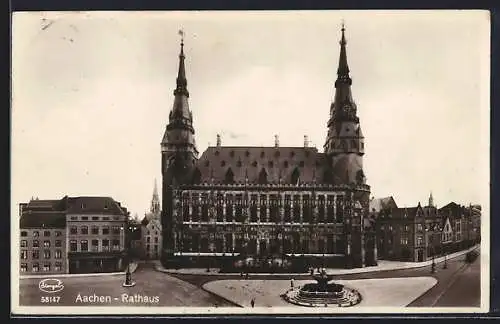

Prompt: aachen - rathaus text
[{"left": 160, "top": 26, "right": 377, "bottom": 270}]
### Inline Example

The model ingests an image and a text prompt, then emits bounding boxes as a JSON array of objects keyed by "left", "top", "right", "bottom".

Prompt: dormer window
[
  {"left": 260, "top": 151, "right": 265, "bottom": 158},
  {"left": 290, "top": 151, "right": 295, "bottom": 158},
  {"left": 245, "top": 151, "right": 250, "bottom": 157},
  {"left": 215, "top": 151, "right": 220, "bottom": 156}
]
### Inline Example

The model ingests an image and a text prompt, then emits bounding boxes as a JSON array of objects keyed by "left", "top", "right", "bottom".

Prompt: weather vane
[{"left": 178, "top": 29, "right": 185, "bottom": 44}]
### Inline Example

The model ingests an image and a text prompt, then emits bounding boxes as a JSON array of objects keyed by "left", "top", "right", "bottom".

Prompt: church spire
[
  {"left": 336, "top": 21, "right": 351, "bottom": 83},
  {"left": 174, "top": 30, "right": 188, "bottom": 97},
  {"left": 150, "top": 179, "right": 161, "bottom": 217}
]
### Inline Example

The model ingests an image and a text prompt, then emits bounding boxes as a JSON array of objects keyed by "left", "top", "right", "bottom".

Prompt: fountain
[{"left": 282, "top": 269, "right": 361, "bottom": 307}]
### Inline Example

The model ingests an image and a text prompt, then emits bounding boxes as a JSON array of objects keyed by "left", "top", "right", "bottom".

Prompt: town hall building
[{"left": 160, "top": 26, "right": 377, "bottom": 269}]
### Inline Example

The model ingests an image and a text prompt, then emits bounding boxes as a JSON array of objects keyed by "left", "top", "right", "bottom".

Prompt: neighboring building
[
  {"left": 160, "top": 26, "right": 376, "bottom": 269},
  {"left": 438, "top": 202, "right": 481, "bottom": 253},
  {"left": 141, "top": 181, "right": 162, "bottom": 260},
  {"left": 19, "top": 199, "right": 66, "bottom": 274},
  {"left": 375, "top": 193, "right": 480, "bottom": 262},
  {"left": 369, "top": 196, "right": 398, "bottom": 215},
  {"left": 19, "top": 196, "right": 129, "bottom": 274},
  {"left": 66, "top": 196, "right": 128, "bottom": 273}
]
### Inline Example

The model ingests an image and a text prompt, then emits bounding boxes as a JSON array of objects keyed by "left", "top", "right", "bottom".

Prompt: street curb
[
  {"left": 19, "top": 262, "right": 139, "bottom": 280},
  {"left": 154, "top": 246, "right": 479, "bottom": 277}
]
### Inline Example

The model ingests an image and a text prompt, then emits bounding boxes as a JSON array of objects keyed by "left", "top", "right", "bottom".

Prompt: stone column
[
  {"left": 299, "top": 194, "right": 304, "bottom": 224},
  {"left": 222, "top": 193, "right": 227, "bottom": 223},
  {"left": 332, "top": 195, "right": 337, "bottom": 224},
  {"left": 280, "top": 194, "right": 285, "bottom": 223},
  {"left": 256, "top": 238, "right": 260, "bottom": 255},
  {"left": 256, "top": 194, "right": 261, "bottom": 223},
  {"left": 232, "top": 233, "right": 236, "bottom": 253},
  {"left": 265, "top": 194, "right": 270, "bottom": 223},
  {"left": 223, "top": 233, "right": 227, "bottom": 253},
  {"left": 324, "top": 194, "right": 328, "bottom": 224}
]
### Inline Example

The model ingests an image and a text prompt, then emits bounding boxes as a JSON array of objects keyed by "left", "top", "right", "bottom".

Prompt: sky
[{"left": 11, "top": 10, "right": 490, "bottom": 218}]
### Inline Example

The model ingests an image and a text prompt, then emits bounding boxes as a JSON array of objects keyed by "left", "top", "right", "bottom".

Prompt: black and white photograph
[{"left": 11, "top": 10, "right": 490, "bottom": 314}]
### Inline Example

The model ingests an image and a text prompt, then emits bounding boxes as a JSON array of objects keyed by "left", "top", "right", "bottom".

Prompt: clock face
[{"left": 343, "top": 104, "right": 352, "bottom": 115}]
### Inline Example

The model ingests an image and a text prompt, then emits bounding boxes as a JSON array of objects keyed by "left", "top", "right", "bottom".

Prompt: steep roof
[
  {"left": 65, "top": 196, "right": 126, "bottom": 215},
  {"left": 369, "top": 196, "right": 397, "bottom": 213},
  {"left": 20, "top": 212, "right": 66, "bottom": 229},
  {"left": 194, "top": 146, "right": 327, "bottom": 184}
]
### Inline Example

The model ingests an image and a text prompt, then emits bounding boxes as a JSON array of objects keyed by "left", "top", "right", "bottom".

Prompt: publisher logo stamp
[{"left": 38, "top": 279, "right": 64, "bottom": 294}]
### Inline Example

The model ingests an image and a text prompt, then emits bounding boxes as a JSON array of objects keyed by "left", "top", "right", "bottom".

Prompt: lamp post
[
  {"left": 426, "top": 225, "right": 436, "bottom": 274},
  {"left": 122, "top": 224, "right": 136, "bottom": 287}
]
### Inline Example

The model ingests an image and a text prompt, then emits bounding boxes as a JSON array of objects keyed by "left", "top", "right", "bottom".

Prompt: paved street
[
  {"left": 430, "top": 253, "right": 481, "bottom": 307},
  {"left": 18, "top": 252, "right": 481, "bottom": 308},
  {"left": 171, "top": 251, "right": 482, "bottom": 308},
  {"left": 19, "top": 263, "right": 235, "bottom": 307}
]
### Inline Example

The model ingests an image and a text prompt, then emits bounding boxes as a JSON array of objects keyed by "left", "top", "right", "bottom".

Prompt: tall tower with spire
[
  {"left": 150, "top": 179, "right": 161, "bottom": 218},
  {"left": 161, "top": 31, "right": 199, "bottom": 259},
  {"left": 428, "top": 192, "right": 434, "bottom": 208},
  {"left": 324, "top": 24, "right": 366, "bottom": 185}
]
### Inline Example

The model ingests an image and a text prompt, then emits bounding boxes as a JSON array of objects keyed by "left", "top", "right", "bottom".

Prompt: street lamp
[
  {"left": 122, "top": 225, "right": 136, "bottom": 287},
  {"left": 426, "top": 225, "right": 436, "bottom": 274}
]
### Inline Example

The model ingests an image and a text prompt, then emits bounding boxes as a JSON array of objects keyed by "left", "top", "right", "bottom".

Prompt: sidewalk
[
  {"left": 19, "top": 262, "right": 139, "bottom": 280},
  {"left": 155, "top": 245, "right": 479, "bottom": 276}
]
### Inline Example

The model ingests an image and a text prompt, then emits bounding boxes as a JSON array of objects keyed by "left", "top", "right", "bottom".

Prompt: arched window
[
  {"left": 258, "top": 168, "right": 268, "bottom": 184},
  {"left": 192, "top": 168, "right": 202, "bottom": 184},
  {"left": 225, "top": 168, "right": 235, "bottom": 184},
  {"left": 291, "top": 167, "right": 300, "bottom": 185}
]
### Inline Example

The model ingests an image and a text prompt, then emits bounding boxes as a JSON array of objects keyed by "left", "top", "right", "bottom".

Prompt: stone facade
[
  {"left": 19, "top": 196, "right": 129, "bottom": 274},
  {"left": 160, "top": 26, "right": 376, "bottom": 269}
]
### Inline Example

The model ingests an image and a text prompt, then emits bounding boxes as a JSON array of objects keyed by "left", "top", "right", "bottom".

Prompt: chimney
[
  {"left": 274, "top": 134, "right": 279, "bottom": 147},
  {"left": 304, "top": 135, "right": 309, "bottom": 148},
  {"left": 216, "top": 134, "right": 221, "bottom": 147}
]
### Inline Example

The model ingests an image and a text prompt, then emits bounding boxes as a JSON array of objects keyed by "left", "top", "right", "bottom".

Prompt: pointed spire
[
  {"left": 336, "top": 21, "right": 351, "bottom": 85},
  {"left": 174, "top": 29, "right": 189, "bottom": 97},
  {"left": 428, "top": 191, "right": 434, "bottom": 207},
  {"left": 150, "top": 179, "right": 161, "bottom": 216}
]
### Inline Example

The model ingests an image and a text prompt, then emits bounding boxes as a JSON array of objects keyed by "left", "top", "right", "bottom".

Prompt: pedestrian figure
[
  {"left": 251, "top": 298, "right": 255, "bottom": 308},
  {"left": 290, "top": 278, "right": 295, "bottom": 288},
  {"left": 245, "top": 272, "right": 249, "bottom": 279},
  {"left": 310, "top": 267, "right": 314, "bottom": 275}
]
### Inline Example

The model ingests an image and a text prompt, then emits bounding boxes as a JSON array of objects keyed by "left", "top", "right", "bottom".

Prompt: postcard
[{"left": 11, "top": 10, "right": 490, "bottom": 315}]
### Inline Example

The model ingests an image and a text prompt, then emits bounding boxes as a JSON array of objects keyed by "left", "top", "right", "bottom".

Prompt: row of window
[
  {"left": 145, "top": 244, "right": 159, "bottom": 252},
  {"left": 381, "top": 235, "right": 425, "bottom": 246},
  {"left": 20, "top": 240, "right": 62, "bottom": 248},
  {"left": 214, "top": 150, "right": 310, "bottom": 159},
  {"left": 20, "top": 262, "right": 63, "bottom": 272},
  {"left": 69, "top": 239, "right": 121, "bottom": 252},
  {"left": 182, "top": 204, "right": 345, "bottom": 224},
  {"left": 20, "top": 230, "right": 62, "bottom": 237},
  {"left": 207, "top": 160, "right": 309, "bottom": 168},
  {"left": 144, "top": 230, "right": 160, "bottom": 236},
  {"left": 20, "top": 249, "right": 62, "bottom": 259},
  {"left": 179, "top": 236, "right": 345, "bottom": 254},
  {"left": 69, "top": 215, "right": 121, "bottom": 221},
  {"left": 145, "top": 237, "right": 159, "bottom": 243},
  {"left": 182, "top": 194, "right": 343, "bottom": 204},
  {"left": 69, "top": 226, "right": 122, "bottom": 235},
  {"left": 379, "top": 224, "right": 425, "bottom": 232},
  {"left": 21, "top": 225, "right": 124, "bottom": 237}
]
